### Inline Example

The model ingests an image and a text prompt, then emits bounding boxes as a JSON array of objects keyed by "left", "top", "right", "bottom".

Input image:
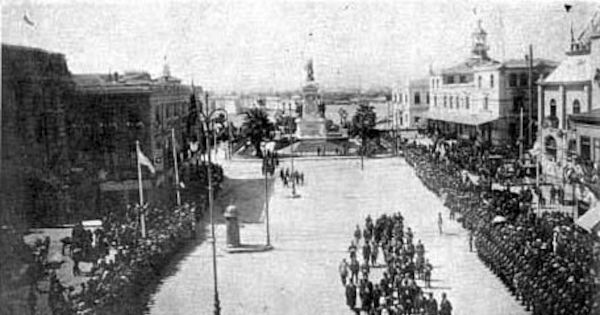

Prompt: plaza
[{"left": 148, "top": 156, "right": 527, "bottom": 315}]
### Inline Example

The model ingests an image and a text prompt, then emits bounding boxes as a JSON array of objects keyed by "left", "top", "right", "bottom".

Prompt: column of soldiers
[
  {"left": 339, "top": 213, "right": 452, "bottom": 315},
  {"left": 404, "top": 142, "right": 597, "bottom": 315}
]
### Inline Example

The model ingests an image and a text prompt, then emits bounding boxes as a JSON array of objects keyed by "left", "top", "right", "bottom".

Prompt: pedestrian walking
[
  {"left": 354, "top": 225, "right": 362, "bottom": 245},
  {"left": 370, "top": 241, "right": 378, "bottom": 266},
  {"left": 439, "top": 293, "right": 452, "bottom": 315},
  {"left": 426, "top": 292, "right": 438, "bottom": 315},
  {"left": 349, "top": 257, "right": 360, "bottom": 283},
  {"left": 362, "top": 242, "right": 371, "bottom": 266},
  {"left": 468, "top": 230, "right": 474, "bottom": 252},
  {"left": 345, "top": 280, "right": 357, "bottom": 311},
  {"left": 339, "top": 258, "right": 349, "bottom": 286},
  {"left": 424, "top": 259, "right": 433, "bottom": 288},
  {"left": 437, "top": 212, "right": 443, "bottom": 235}
]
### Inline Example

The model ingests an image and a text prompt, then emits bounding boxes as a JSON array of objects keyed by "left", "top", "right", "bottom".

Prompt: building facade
[
  {"left": 69, "top": 69, "right": 196, "bottom": 213},
  {"left": 539, "top": 11, "right": 600, "bottom": 185},
  {"left": 423, "top": 20, "right": 556, "bottom": 146},
  {"left": 1, "top": 44, "right": 73, "bottom": 227},
  {"left": 392, "top": 78, "right": 430, "bottom": 129}
]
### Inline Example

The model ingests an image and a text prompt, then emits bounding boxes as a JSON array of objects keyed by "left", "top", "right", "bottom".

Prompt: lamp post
[
  {"left": 198, "top": 103, "right": 229, "bottom": 315},
  {"left": 262, "top": 154, "right": 275, "bottom": 247},
  {"left": 290, "top": 133, "right": 299, "bottom": 198}
]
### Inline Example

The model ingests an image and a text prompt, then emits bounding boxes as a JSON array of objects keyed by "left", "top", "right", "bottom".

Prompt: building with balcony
[
  {"left": 538, "top": 10, "right": 600, "bottom": 184},
  {"left": 392, "top": 78, "right": 430, "bottom": 129},
  {"left": 422, "top": 20, "right": 556, "bottom": 146}
]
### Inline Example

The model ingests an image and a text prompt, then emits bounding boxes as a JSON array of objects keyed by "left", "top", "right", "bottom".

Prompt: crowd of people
[
  {"left": 339, "top": 214, "right": 452, "bottom": 315},
  {"left": 42, "top": 203, "right": 198, "bottom": 315},
  {"left": 404, "top": 140, "right": 598, "bottom": 315},
  {"left": 279, "top": 167, "right": 305, "bottom": 187}
]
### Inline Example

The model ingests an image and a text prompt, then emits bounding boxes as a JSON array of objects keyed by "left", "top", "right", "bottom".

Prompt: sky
[{"left": 2, "top": 0, "right": 599, "bottom": 92}]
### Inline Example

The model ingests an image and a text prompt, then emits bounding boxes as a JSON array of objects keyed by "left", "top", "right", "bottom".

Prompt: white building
[
  {"left": 422, "top": 20, "right": 556, "bottom": 145},
  {"left": 392, "top": 78, "right": 430, "bottom": 129}
]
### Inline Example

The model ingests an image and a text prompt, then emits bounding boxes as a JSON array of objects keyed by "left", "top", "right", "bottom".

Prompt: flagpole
[
  {"left": 172, "top": 128, "right": 182, "bottom": 206},
  {"left": 136, "top": 140, "right": 147, "bottom": 238}
]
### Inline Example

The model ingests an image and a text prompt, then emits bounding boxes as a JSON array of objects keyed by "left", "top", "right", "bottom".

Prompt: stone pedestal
[
  {"left": 296, "top": 82, "right": 327, "bottom": 139},
  {"left": 224, "top": 205, "right": 240, "bottom": 247}
]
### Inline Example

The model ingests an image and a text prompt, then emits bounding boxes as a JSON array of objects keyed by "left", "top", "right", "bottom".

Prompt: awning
[
  {"left": 417, "top": 110, "right": 498, "bottom": 126},
  {"left": 576, "top": 203, "right": 600, "bottom": 233}
]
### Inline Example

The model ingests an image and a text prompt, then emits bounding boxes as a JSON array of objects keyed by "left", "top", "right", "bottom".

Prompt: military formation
[
  {"left": 339, "top": 213, "right": 452, "bottom": 315},
  {"left": 405, "top": 140, "right": 597, "bottom": 315}
]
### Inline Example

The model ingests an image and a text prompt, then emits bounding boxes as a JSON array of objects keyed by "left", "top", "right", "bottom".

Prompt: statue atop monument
[{"left": 305, "top": 59, "right": 315, "bottom": 82}]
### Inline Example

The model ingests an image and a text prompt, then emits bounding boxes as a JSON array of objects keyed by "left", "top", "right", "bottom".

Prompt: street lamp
[
  {"left": 198, "top": 103, "right": 229, "bottom": 315},
  {"left": 290, "top": 133, "right": 300, "bottom": 198},
  {"left": 262, "top": 154, "right": 276, "bottom": 247}
]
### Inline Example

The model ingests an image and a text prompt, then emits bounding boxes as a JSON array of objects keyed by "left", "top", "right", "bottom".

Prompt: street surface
[{"left": 147, "top": 157, "right": 529, "bottom": 315}]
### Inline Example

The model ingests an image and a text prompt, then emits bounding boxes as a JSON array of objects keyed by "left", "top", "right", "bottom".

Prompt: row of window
[
  {"left": 432, "top": 94, "right": 488, "bottom": 110},
  {"left": 548, "top": 99, "right": 582, "bottom": 118}
]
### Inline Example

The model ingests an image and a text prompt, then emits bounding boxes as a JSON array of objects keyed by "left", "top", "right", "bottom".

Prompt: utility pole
[
  {"left": 520, "top": 106, "right": 524, "bottom": 161},
  {"left": 528, "top": 45, "right": 534, "bottom": 147}
]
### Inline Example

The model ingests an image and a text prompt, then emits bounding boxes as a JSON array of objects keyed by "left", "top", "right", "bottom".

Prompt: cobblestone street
[{"left": 147, "top": 157, "right": 529, "bottom": 315}]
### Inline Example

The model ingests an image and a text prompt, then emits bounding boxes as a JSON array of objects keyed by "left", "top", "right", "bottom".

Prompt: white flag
[{"left": 137, "top": 143, "right": 156, "bottom": 174}]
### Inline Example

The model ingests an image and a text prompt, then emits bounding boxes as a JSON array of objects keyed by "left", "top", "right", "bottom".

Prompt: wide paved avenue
[{"left": 148, "top": 157, "right": 528, "bottom": 315}]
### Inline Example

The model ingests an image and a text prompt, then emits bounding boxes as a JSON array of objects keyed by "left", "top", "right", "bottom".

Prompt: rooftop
[{"left": 542, "top": 53, "right": 593, "bottom": 84}]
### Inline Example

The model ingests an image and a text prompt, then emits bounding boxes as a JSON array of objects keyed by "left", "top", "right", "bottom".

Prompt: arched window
[
  {"left": 490, "top": 74, "right": 494, "bottom": 88},
  {"left": 434, "top": 95, "right": 437, "bottom": 107},
  {"left": 414, "top": 92, "right": 421, "bottom": 104},
  {"left": 426, "top": 92, "right": 430, "bottom": 104},
  {"left": 483, "top": 96, "right": 489, "bottom": 110},
  {"left": 443, "top": 96, "right": 447, "bottom": 107},
  {"left": 550, "top": 99, "right": 557, "bottom": 117},
  {"left": 449, "top": 96, "right": 453, "bottom": 108},
  {"left": 478, "top": 76, "right": 482, "bottom": 88},
  {"left": 545, "top": 136, "right": 557, "bottom": 160},
  {"left": 465, "top": 96, "right": 470, "bottom": 109},
  {"left": 573, "top": 99, "right": 581, "bottom": 114}
]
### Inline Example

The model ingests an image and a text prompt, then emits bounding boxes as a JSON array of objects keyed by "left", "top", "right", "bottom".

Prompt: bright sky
[{"left": 2, "top": 0, "right": 598, "bottom": 92}]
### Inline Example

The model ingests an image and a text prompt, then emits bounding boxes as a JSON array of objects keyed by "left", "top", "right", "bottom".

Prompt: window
[
  {"left": 456, "top": 96, "right": 460, "bottom": 109},
  {"left": 545, "top": 136, "right": 557, "bottom": 160},
  {"left": 447, "top": 76, "right": 455, "bottom": 84},
  {"left": 550, "top": 99, "right": 557, "bottom": 117},
  {"left": 443, "top": 96, "right": 447, "bottom": 107},
  {"left": 490, "top": 74, "right": 494, "bottom": 88},
  {"left": 426, "top": 92, "right": 430, "bottom": 104},
  {"left": 459, "top": 75, "right": 467, "bottom": 83},
  {"left": 414, "top": 92, "right": 421, "bottom": 104},
  {"left": 449, "top": 96, "right": 453, "bottom": 108},
  {"left": 519, "top": 73, "right": 528, "bottom": 86},
  {"left": 434, "top": 96, "right": 437, "bottom": 107},
  {"left": 478, "top": 76, "right": 482, "bottom": 88},
  {"left": 483, "top": 96, "right": 489, "bottom": 110},
  {"left": 509, "top": 73, "right": 518, "bottom": 87},
  {"left": 573, "top": 99, "right": 581, "bottom": 114},
  {"left": 581, "top": 136, "right": 591, "bottom": 161},
  {"left": 465, "top": 96, "right": 470, "bottom": 109}
]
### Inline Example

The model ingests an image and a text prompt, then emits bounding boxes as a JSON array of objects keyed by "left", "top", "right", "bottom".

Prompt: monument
[{"left": 295, "top": 59, "right": 327, "bottom": 139}]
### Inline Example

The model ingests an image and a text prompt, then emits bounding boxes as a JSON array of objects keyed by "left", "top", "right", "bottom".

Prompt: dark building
[
  {"left": 1, "top": 44, "right": 73, "bottom": 228},
  {"left": 68, "top": 68, "right": 199, "bottom": 213}
]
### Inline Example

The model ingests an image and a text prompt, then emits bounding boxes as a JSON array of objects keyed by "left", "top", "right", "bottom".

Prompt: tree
[
  {"left": 241, "top": 107, "right": 274, "bottom": 158},
  {"left": 349, "top": 104, "right": 377, "bottom": 169}
]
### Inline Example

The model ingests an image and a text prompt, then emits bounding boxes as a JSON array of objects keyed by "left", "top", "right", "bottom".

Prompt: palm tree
[
  {"left": 349, "top": 103, "right": 377, "bottom": 170},
  {"left": 241, "top": 107, "right": 274, "bottom": 158}
]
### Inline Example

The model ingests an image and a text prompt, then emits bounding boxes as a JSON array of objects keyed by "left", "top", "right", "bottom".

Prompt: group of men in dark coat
[
  {"left": 404, "top": 141, "right": 598, "bottom": 315},
  {"left": 340, "top": 214, "right": 452, "bottom": 315}
]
